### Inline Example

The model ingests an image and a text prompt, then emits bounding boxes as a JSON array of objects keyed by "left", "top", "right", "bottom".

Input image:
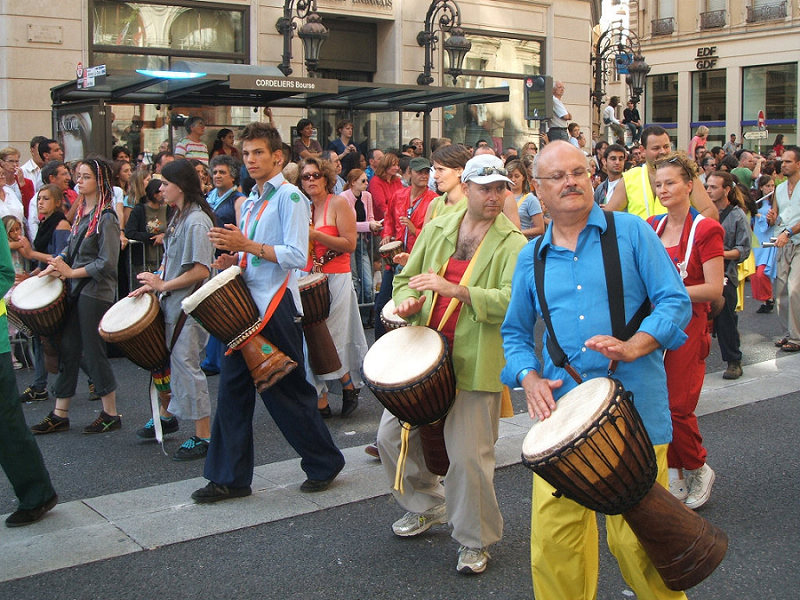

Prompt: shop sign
[
  {"left": 695, "top": 47, "right": 718, "bottom": 70},
  {"left": 229, "top": 75, "right": 338, "bottom": 94}
]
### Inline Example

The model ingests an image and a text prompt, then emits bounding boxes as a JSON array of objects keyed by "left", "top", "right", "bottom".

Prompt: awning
[{"left": 51, "top": 61, "right": 509, "bottom": 112}]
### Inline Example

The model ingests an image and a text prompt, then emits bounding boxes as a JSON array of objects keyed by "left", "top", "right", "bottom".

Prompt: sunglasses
[
  {"left": 301, "top": 172, "right": 323, "bottom": 181},
  {"left": 475, "top": 166, "right": 508, "bottom": 177}
]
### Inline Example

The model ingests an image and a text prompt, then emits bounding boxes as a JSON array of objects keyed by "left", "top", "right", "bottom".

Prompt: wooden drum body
[
  {"left": 182, "top": 266, "right": 296, "bottom": 391},
  {"left": 380, "top": 299, "right": 407, "bottom": 331},
  {"left": 8, "top": 276, "right": 66, "bottom": 338},
  {"left": 99, "top": 293, "right": 169, "bottom": 372},
  {"left": 362, "top": 326, "right": 455, "bottom": 475},
  {"left": 298, "top": 273, "right": 341, "bottom": 376},
  {"left": 522, "top": 377, "right": 727, "bottom": 591},
  {"left": 379, "top": 241, "right": 403, "bottom": 268}
]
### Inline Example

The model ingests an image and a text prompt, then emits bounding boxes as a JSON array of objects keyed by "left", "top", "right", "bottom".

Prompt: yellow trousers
[{"left": 531, "top": 444, "right": 688, "bottom": 600}]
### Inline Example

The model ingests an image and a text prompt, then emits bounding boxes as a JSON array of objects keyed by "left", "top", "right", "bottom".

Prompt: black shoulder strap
[{"left": 533, "top": 212, "right": 651, "bottom": 372}]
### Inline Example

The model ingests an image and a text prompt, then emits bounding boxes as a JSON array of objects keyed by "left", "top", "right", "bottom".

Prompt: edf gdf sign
[{"left": 695, "top": 47, "right": 718, "bottom": 70}]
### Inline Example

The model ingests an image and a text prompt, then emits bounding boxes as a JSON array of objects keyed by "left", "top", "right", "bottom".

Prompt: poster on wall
[{"left": 52, "top": 102, "right": 111, "bottom": 162}]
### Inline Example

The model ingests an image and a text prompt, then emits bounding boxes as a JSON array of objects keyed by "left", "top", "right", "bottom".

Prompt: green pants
[{"left": 0, "top": 351, "right": 56, "bottom": 510}]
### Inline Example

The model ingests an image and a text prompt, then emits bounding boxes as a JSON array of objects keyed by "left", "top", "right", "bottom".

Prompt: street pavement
[{"left": 1, "top": 286, "right": 798, "bottom": 599}]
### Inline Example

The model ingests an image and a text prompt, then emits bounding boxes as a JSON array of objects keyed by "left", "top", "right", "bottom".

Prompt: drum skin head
[
  {"left": 182, "top": 265, "right": 241, "bottom": 314},
  {"left": 522, "top": 377, "right": 615, "bottom": 461},
  {"left": 10, "top": 276, "right": 64, "bottom": 310},
  {"left": 298, "top": 272, "right": 326, "bottom": 288},
  {"left": 363, "top": 326, "right": 443, "bottom": 386},
  {"left": 379, "top": 240, "right": 403, "bottom": 253},
  {"left": 99, "top": 294, "right": 153, "bottom": 333},
  {"left": 380, "top": 298, "right": 406, "bottom": 327}
]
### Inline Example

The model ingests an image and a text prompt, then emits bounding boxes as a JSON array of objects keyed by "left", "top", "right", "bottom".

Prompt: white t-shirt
[
  {"left": 551, "top": 96, "right": 568, "bottom": 128},
  {"left": 0, "top": 186, "right": 26, "bottom": 226},
  {"left": 603, "top": 105, "right": 620, "bottom": 125}
]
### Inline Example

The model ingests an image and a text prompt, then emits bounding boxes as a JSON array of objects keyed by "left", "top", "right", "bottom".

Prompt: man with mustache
[
  {"left": 502, "top": 141, "right": 691, "bottom": 599},
  {"left": 605, "top": 125, "right": 717, "bottom": 221}
]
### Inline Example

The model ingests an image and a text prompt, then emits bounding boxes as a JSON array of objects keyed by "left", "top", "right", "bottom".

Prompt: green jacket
[
  {"left": 393, "top": 207, "right": 527, "bottom": 392},
  {"left": 0, "top": 232, "right": 14, "bottom": 354}
]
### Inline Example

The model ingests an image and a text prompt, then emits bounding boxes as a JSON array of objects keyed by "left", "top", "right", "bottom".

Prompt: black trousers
[
  {"left": 204, "top": 293, "right": 344, "bottom": 487},
  {"left": 714, "top": 279, "right": 742, "bottom": 362}
]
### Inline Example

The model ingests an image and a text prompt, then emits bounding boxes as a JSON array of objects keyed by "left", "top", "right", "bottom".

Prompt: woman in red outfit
[
  {"left": 366, "top": 152, "right": 403, "bottom": 222},
  {"left": 300, "top": 157, "right": 368, "bottom": 418},
  {"left": 649, "top": 152, "right": 724, "bottom": 510}
]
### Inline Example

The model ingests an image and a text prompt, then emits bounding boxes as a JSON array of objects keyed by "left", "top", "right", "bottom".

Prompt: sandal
[
  {"left": 775, "top": 337, "right": 788, "bottom": 347},
  {"left": 780, "top": 341, "right": 800, "bottom": 352}
]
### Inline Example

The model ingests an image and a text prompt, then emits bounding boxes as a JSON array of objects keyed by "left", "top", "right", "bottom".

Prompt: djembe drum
[
  {"left": 379, "top": 298, "right": 407, "bottom": 331},
  {"left": 378, "top": 241, "right": 403, "bottom": 268},
  {"left": 521, "top": 377, "right": 728, "bottom": 591},
  {"left": 181, "top": 266, "right": 297, "bottom": 392},
  {"left": 362, "top": 326, "right": 455, "bottom": 476},
  {"left": 8, "top": 276, "right": 67, "bottom": 373},
  {"left": 297, "top": 272, "right": 341, "bottom": 375}
]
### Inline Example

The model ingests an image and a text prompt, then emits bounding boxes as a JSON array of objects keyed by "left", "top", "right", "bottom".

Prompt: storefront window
[
  {"left": 742, "top": 63, "right": 797, "bottom": 147},
  {"left": 90, "top": 1, "right": 248, "bottom": 70},
  {"left": 646, "top": 73, "right": 678, "bottom": 146},
  {"left": 691, "top": 69, "right": 726, "bottom": 148},
  {"left": 443, "top": 33, "right": 544, "bottom": 152}
]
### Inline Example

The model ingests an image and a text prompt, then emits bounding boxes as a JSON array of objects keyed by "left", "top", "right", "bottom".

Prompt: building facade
[
  {"left": 1, "top": 0, "right": 600, "bottom": 158},
  {"left": 629, "top": 0, "right": 799, "bottom": 152}
]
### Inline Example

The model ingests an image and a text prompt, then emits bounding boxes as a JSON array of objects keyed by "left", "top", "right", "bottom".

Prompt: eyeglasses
[
  {"left": 1, "top": 158, "right": 20, "bottom": 164},
  {"left": 301, "top": 172, "right": 323, "bottom": 181},
  {"left": 535, "top": 167, "right": 588, "bottom": 182},
  {"left": 475, "top": 166, "right": 508, "bottom": 177}
]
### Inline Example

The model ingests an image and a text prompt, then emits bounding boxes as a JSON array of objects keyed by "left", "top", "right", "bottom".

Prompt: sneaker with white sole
[
  {"left": 391, "top": 503, "right": 447, "bottom": 537},
  {"left": 669, "top": 478, "right": 689, "bottom": 502},
  {"left": 456, "top": 546, "right": 490, "bottom": 574},
  {"left": 685, "top": 464, "right": 715, "bottom": 510}
]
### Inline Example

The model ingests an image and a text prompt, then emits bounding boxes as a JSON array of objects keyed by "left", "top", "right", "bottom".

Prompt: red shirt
[
  {"left": 382, "top": 186, "right": 437, "bottom": 252},
  {"left": 367, "top": 176, "right": 404, "bottom": 222},
  {"left": 428, "top": 258, "right": 469, "bottom": 348}
]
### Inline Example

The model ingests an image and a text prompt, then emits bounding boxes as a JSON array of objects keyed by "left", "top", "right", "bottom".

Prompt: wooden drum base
[
  {"left": 239, "top": 333, "right": 297, "bottom": 392},
  {"left": 419, "top": 419, "right": 449, "bottom": 476},
  {"left": 303, "top": 321, "right": 342, "bottom": 376},
  {"left": 623, "top": 482, "right": 728, "bottom": 590}
]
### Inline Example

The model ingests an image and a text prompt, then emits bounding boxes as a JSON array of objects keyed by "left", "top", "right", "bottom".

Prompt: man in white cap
[{"left": 376, "top": 154, "right": 526, "bottom": 575}]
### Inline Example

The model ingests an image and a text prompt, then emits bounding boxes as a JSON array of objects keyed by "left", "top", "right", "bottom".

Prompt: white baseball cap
[{"left": 461, "top": 154, "right": 513, "bottom": 185}]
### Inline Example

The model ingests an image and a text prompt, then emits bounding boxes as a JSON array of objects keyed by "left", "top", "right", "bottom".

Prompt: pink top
[{"left": 340, "top": 188, "right": 375, "bottom": 233}]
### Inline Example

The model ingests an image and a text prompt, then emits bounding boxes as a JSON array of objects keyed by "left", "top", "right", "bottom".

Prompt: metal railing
[
  {"left": 651, "top": 17, "right": 675, "bottom": 36},
  {"left": 700, "top": 10, "right": 726, "bottom": 29},
  {"left": 747, "top": 1, "right": 787, "bottom": 23}
]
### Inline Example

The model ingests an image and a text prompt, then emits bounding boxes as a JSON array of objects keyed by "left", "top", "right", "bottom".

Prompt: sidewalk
[{"left": 3, "top": 353, "right": 799, "bottom": 583}]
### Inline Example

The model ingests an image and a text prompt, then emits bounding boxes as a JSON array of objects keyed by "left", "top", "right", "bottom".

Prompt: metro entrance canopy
[{"left": 51, "top": 61, "right": 509, "bottom": 113}]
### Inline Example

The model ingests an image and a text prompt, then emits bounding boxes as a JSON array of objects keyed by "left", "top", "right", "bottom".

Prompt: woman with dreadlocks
[{"left": 31, "top": 158, "right": 122, "bottom": 435}]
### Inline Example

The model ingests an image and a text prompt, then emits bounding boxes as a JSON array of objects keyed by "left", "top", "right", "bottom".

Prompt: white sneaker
[
  {"left": 391, "top": 503, "right": 447, "bottom": 537},
  {"left": 669, "top": 478, "right": 689, "bottom": 502},
  {"left": 685, "top": 464, "right": 716, "bottom": 510},
  {"left": 457, "top": 545, "right": 490, "bottom": 574}
]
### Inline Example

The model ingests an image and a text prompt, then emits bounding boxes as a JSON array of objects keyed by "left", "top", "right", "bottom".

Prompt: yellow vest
[{"left": 622, "top": 165, "right": 667, "bottom": 219}]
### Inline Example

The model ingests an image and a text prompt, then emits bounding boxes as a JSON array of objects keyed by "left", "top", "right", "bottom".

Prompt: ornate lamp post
[
  {"left": 275, "top": 1, "right": 329, "bottom": 77},
  {"left": 416, "top": 0, "right": 472, "bottom": 86},
  {"left": 590, "top": 24, "right": 649, "bottom": 108}
]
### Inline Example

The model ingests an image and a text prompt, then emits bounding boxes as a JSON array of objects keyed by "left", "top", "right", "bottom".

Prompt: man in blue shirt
[
  {"left": 501, "top": 141, "right": 691, "bottom": 600},
  {"left": 193, "top": 122, "right": 345, "bottom": 503}
]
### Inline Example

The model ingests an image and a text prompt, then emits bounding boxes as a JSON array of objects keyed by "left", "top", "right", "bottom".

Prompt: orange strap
[{"left": 224, "top": 274, "right": 290, "bottom": 355}]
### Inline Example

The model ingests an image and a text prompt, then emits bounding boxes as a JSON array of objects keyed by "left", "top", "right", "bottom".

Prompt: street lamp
[
  {"left": 416, "top": 0, "right": 472, "bottom": 86},
  {"left": 275, "top": 1, "right": 329, "bottom": 77},
  {"left": 591, "top": 24, "right": 649, "bottom": 108}
]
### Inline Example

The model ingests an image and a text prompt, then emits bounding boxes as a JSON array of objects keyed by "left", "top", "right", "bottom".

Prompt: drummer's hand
[
  {"left": 369, "top": 220, "right": 382, "bottom": 232},
  {"left": 585, "top": 331, "right": 659, "bottom": 363},
  {"left": 14, "top": 272, "right": 29, "bottom": 284},
  {"left": 393, "top": 252, "right": 409, "bottom": 267},
  {"left": 380, "top": 236, "right": 393, "bottom": 247},
  {"left": 395, "top": 296, "right": 426, "bottom": 318},
  {"left": 38, "top": 263, "right": 58, "bottom": 278},
  {"left": 520, "top": 371, "right": 561, "bottom": 421},
  {"left": 211, "top": 252, "right": 237, "bottom": 270},
  {"left": 209, "top": 223, "right": 247, "bottom": 253},
  {"left": 46, "top": 255, "right": 74, "bottom": 279},
  {"left": 399, "top": 216, "right": 416, "bottom": 234},
  {"left": 408, "top": 268, "right": 457, "bottom": 297},
  {"left": 137, "top": 271, "right": 165, "bottom": 292},
  {"left": 128, "top": 284, "right": 152, "bottom": 297},
  {"left": 17, "top": 237, "right": 32, "bottom": 259}
]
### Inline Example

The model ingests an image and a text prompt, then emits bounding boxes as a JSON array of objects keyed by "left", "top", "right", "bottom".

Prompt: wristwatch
[{"left": 784, "top": 228, "right": 793, "bottom": 237}]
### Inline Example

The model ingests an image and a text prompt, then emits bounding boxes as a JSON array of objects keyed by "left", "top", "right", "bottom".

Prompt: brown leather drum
[
  {"left": 8, "top": 276, "right": 66, "bottom": 338},
  {"left": 98, "top": 293, "right": 169, "bottom": 371},
  {"left": 379, "top": 298, "right": 407, "bottom": 331},
  {"left": 182, "top": 266, "right": 297, "bottom": 391},
  {"left": 378, "top": 240, "right": 403, "bottom": 268},
  {"left": 521, "top": 377, "right": 728, "bottom": 591},
  {"left": 297, "top": 272, "right": 342, "bottom": 376},
  {"left": 362, "top": 326, "right": 455, "bottom": 476}
]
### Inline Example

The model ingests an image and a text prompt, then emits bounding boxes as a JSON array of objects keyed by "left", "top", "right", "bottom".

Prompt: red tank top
[
  {"left": 311, "top": 194, "right": 351, "bottom": 273},
  {"left": 428, "top": 258, "right": 469, "bottom": 348}
]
